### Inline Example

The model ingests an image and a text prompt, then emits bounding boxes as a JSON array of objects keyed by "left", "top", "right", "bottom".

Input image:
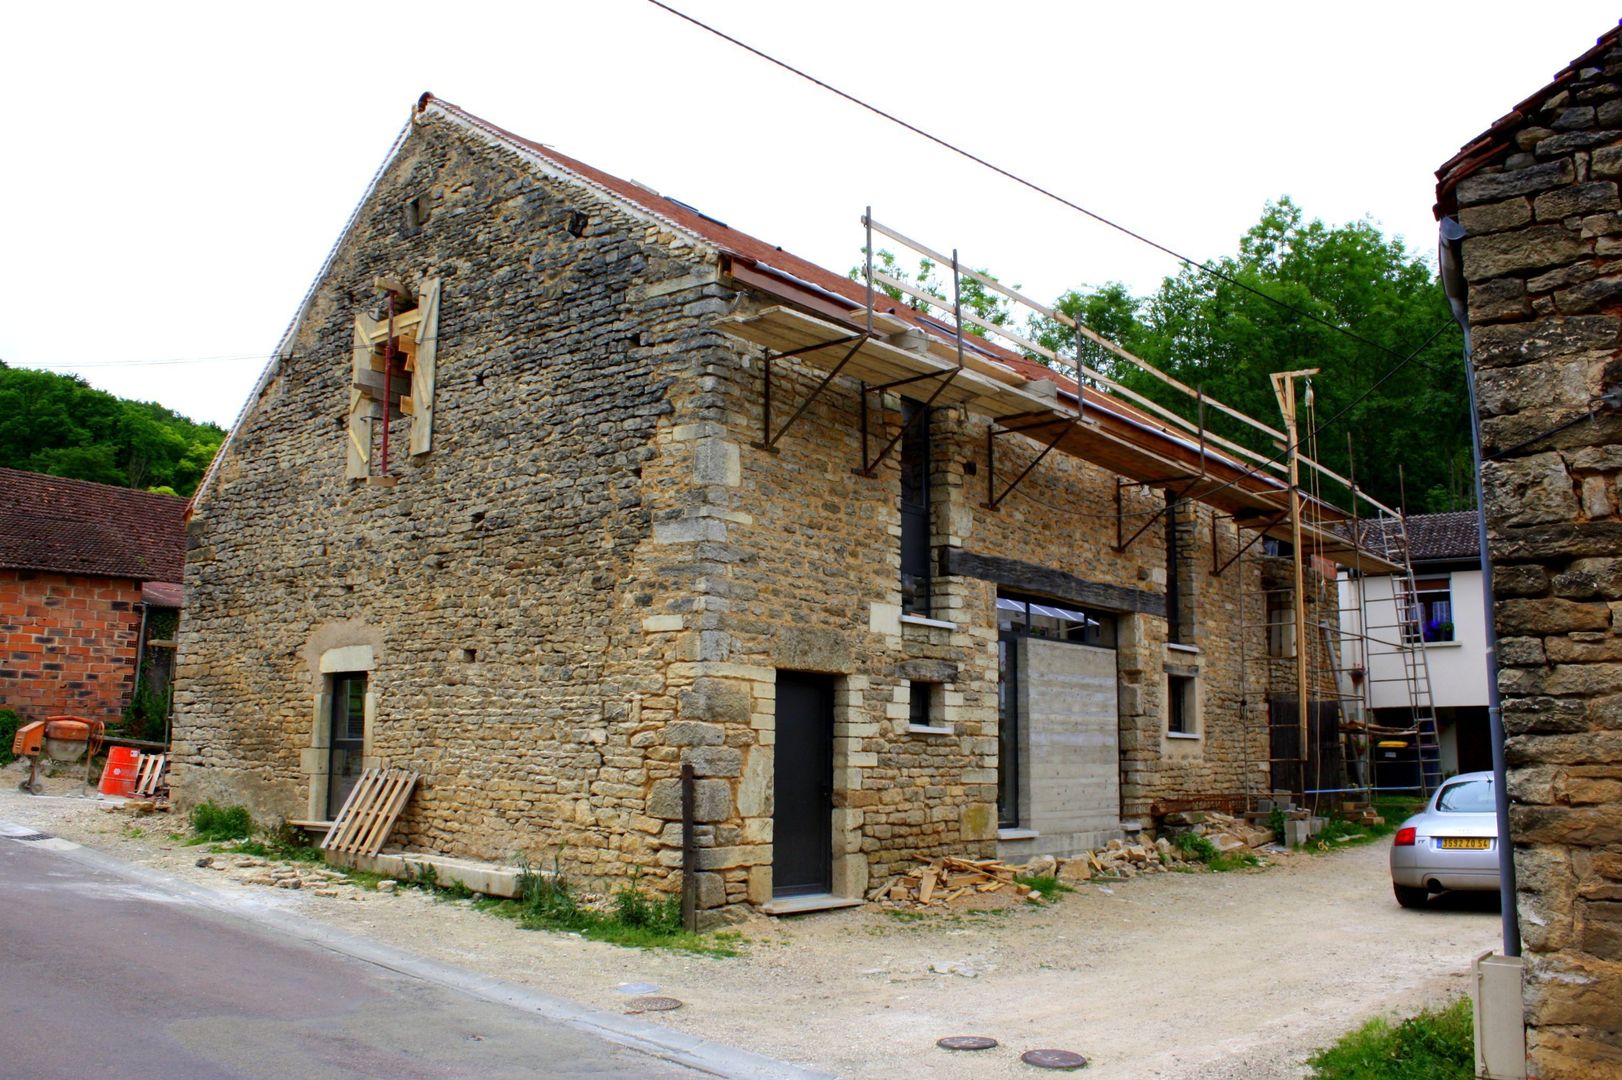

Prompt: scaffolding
[{"left": 719, "top": 209, "right": 1431, "bottom": 808}]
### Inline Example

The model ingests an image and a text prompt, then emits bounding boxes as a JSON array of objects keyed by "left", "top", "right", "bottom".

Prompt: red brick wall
[{"left": 0, "top": 569, "right": 141, "bottom": 727}]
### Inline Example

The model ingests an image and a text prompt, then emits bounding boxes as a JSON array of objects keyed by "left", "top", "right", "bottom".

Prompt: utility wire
[
  {"left": 17, "top": 354, "right": 274, "bottom": 370},
  {"left": 645, "top": 0, "right": 1432, "bottom": 368}
]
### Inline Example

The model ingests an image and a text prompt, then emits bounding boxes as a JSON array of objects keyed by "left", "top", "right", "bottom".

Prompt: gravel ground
[{"left": 0, "top": 768, "right": 1499, "bottom": 1079}]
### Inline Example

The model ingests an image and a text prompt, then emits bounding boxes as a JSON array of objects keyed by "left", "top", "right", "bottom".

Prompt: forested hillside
[{"left": 0, "top": 362, "right": 225, "bottom": 497}]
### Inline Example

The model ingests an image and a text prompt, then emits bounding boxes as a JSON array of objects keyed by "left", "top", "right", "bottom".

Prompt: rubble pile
[
  {"left": 194, "top": 854, "right": 357, "bottom": 898},
  {"left": 1160, "top": 810, "right": 1276, "bottom": 851},
  {"left": 867, "top": 856, "right": 1043, "bottom": 907}
]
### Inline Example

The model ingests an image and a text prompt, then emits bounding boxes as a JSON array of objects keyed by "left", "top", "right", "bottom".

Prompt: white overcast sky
[{"left": 2, "top": 2, "right": 1616, "bottom": 428}]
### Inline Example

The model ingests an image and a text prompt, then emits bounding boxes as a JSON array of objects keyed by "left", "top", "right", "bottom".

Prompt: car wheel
[{"left": 1394, "top": 883, "right": 1429, "bottom": 909}]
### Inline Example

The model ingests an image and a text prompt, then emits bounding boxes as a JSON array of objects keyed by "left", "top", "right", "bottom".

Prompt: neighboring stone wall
[
  {"left": 0, "top": 569, "right": 140, "bottom": 727},
  {"left": 1452, "top": 44, "right": 1622, "bottom": 1080}
]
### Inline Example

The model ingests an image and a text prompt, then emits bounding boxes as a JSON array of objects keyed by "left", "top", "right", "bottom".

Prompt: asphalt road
[{"left": 0, "top": 835, "right": 713, "bottom": 1080}]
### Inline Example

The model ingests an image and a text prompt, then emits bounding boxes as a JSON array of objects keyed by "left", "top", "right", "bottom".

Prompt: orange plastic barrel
[{"left": 99, "top": 747, "right": 141, "bottom": 797}]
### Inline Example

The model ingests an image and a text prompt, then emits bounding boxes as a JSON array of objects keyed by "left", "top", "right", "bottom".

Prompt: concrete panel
[{"left": 1015, "top": 638, "right": 1122, "bottom": 857}]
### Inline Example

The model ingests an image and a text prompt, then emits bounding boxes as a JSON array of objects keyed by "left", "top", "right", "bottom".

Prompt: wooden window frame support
[
  {"left": 982, "top": 413, "right": 1080, "bottom": 511},
  {"left": 753, "top": 333, "right": 870, "bottom": 452}
]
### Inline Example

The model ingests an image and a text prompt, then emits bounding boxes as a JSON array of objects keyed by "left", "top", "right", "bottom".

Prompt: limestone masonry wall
[
  {"left": 1450, "top": 36, "right": 1622, "bottom": 1079},
  {"left": 177, "top": 104, "right": 1296, "bottom": 916}
]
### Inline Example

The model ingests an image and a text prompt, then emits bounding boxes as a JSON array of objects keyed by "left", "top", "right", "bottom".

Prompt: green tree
[
  {"left": 0, "top": 361, "right": 225, "bottom": 496},
  {"left": 851, "top": 249, "right": 1015, "bottom": 336},
  {"left": 1106, "top": 200, "right": 1467, "bottom": 511}
]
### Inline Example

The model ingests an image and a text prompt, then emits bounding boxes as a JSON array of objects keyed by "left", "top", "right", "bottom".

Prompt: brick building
[
  {"left": 0, "top": 467, "right": 187, "bottom": 728},
  {"left": 1436, "top": 22, "right": 1622, "bottom": 1079},
  {"left": 176, "top": 95, "right": 1383, "bottom": 913}
]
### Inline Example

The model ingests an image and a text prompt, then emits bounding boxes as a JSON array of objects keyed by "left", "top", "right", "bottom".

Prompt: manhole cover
[
  {"left": 938, "top": 1036, "right": 998, "bottom": 1051},
  {"left": 626, "top": 996, "right": 683, "bottom": 1012},
  {"left": 1022, "top": 1049, "right": 1089, "bottom": 1070},
  {"left": 7, "top": 833, "right": 52, "bottom": 842}
]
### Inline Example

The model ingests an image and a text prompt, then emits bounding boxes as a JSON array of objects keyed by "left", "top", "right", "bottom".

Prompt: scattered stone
[
  {"left": 194, "top": 856, "right": 214, "bottom": 868},
  {"left": 930, "top": 960, "right": 979, "bottom": 978},
  {"left": 275, "top": 878, "right": 303, "bottom": 890},
  {"left": 377, "top": 879, "right": 398, "bottom": 894},
  {"left": 1023, "top": 855, "right": 1058, "bottom": 877},
  {"left": 312, "top": 888, "right": 339, "bottom": 897}
]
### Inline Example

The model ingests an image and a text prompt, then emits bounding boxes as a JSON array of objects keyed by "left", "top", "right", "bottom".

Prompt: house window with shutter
[{"left": 347, "top": 276, "right": 441, "bottom": 480}]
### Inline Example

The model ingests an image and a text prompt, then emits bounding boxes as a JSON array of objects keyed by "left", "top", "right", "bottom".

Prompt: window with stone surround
[
  {"left": 346, "top": 277, "right": 441, "bottom": 480},
  {"left": 1167, "top": 673, "right": 1198, "bottom": 737},
  {"left": 1265, "top": 591, "right": 1294, "bottom": 658},
  {"left": 899, "top": 397, "right": 932, "bottom": 615}
]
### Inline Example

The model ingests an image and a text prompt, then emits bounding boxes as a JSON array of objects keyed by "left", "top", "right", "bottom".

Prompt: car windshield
[{"left": 1436, "top": 779, "right": 1494, "bottom": 813}]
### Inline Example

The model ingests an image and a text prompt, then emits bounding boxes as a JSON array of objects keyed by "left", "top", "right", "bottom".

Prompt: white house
[{"left": 1338, "top": 512, "right": 1491, "bottom": 778}]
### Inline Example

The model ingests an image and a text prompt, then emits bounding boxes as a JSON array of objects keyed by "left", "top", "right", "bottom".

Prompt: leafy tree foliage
[
  {"left": 0, "top": 362, "right": 224, "bottom": 497},
  {"left": 857, "top": 200, "right": 1470, "bottom": 512}
]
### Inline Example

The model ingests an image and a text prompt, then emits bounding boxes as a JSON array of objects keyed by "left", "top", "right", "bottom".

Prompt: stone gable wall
[{"left": 1453, "top": 39, "right": 1622, "bottom": 1079}]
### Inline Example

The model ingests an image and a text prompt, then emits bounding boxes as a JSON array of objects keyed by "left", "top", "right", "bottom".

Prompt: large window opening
[
  {"left": 996, "top": 592, "right": 1118, "bottom": 827},
  {"left": 899, "top": 398, "right": 932, "bottom": 615}
]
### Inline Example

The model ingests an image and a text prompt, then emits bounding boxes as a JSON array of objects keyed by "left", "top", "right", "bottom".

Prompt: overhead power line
[
  {"left": 13, "top": 354, "right": 273, "bottom": 370},
  {"left": 644, "top": 0, "right": 1434, "bottom": 368}
]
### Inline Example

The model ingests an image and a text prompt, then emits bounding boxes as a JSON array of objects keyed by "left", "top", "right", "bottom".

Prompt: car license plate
[{"left": 1439, "top": 838, "right": 1491, "bottom": 850}]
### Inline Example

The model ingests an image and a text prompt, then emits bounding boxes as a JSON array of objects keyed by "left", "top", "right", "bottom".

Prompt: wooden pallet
[
  {"left": 132, "top": 753, "right": 169, "bottom": 799},
  {"left": 321, "top": 768, "right": 418, "bottom": 857}
]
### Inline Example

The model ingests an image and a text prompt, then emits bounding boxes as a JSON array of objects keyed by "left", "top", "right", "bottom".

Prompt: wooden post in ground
[{"left": 1271, "top": 368, "right": 1319, "bottom": 802}]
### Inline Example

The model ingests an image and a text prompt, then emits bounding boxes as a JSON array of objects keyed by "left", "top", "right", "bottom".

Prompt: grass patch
[
  {"left": 1299, "top": 797, "right": 1424, "bottom": 854},
  {"left": 1307, "top": 998, "right": 1472, "bottom": 1079},
  {"left": 508, "top": 857, "right": 741, "bottom": 957},
  {"left": 189, "top": 801, "right": 252, "bottom": 843},
  {"left": 1015, "top": 873, "right": 1074, "bottom": 901}
]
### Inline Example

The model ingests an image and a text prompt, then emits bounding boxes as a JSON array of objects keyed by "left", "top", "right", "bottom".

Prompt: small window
[
  {"left": 899, "top": 398, "right": 932, "bottom": 615},
  {"left": 1266, "top": 593, "right": 1294, "bottom": 658},
  {"left": 908, "top": 681, "right": 941, "bottom": 730},
  {"left": 1168, "top": 674, "right": 1196, "bottom": 735},
  {"left": 1414, "top": 578, "right": 1454, "bottom": 643}
]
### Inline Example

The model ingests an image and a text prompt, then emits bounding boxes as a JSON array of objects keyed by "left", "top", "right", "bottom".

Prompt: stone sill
[
  {"left": 1424, "top": 640, "right": 1462, "bottom": 649},
  {"left": 997, "top": 827, "right": 1040, "bottom": 841},
  {"left": 1167, "top": 642, "right": 1200, "bottom": 654},
  {"left": 906, "top": 724, "right": 954, "bottom": 736},
  {"left": 900, "top": 614, "right": 958, "bottom": 630},
  {"left": 761, "top": 894, "right": 864, "bottom": 916},
  {"left": 1166, "top": 731, "right": 1202, "bottom": 741}
]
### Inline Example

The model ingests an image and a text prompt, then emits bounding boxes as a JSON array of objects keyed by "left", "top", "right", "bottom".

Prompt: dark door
[
  {"left": 327, "top": 673, "right": 367, "bottom": 818},
  {"left": 773, "top": 672, "right": 834, "bottom": 897}
]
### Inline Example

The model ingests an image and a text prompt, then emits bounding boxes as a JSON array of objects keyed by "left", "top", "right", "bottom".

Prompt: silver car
[{"left": 1389, "top": 770, "right": 1499, "bottom": 908}]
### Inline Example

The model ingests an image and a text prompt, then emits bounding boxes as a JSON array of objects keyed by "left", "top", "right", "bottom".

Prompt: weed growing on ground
[
  {"left": 122, "top": 825, "right": 145, "bottom": 839},
  {"left": 189, "top": 801, "right": 252, "bottom": 843},
  {"left": 1015, "top": 873, "right": 1074, "bottom": 901},
  {"left": 1298, "top": 797, "right": 1422, "bottom": 854},
  {"left": 1307, "top": 998, "right": 1471, "bottom": 1079},
  {"left": 0, "top": 709, "right": 21, "bottom": 766},
  {"left": 1175, "top": 830, "right": 1261, "bottom": 872},
  {"left": 506, "top": 853, "right": 739, "bottom": 957}
]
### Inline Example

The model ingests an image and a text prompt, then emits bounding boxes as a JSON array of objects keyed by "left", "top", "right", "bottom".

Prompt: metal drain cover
[
  {"left": 1022, "top": 1049, "right": 1088, "bottom": 1069},
  {"left": 7, "top": 833, "right": 52, "bottom": 842},
  {"left": 938, "top": 1036, "right": 998, "bottom": 1051},
  {"left": 626, "top": 996, "right": 683, "bottom": 1012}
]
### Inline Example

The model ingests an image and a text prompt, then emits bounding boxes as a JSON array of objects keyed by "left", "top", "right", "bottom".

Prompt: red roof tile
[
  {"left": 1435, "top": 22, "right": 1622, "bottom": 216},
  {"left": 0, "top": 468, "right": 187, "bottom": 582}
]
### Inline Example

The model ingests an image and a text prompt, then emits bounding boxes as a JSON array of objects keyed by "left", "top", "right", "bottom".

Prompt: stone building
[
  {"left": 1, "top": 467, "right": 186, "bottom": 728},
  {"left": 1436, "top": 22, "right": 1622, "bottom": 1079},
  {"left": 176, "top": 95, "right": 1382, "bottom": 913}
]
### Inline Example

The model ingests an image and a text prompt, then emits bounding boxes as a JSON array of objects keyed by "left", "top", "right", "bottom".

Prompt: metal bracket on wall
[
  {"left": 1209, "top": 512, "right": 1285, "bottom": 576},
  {"left": 1114, "top": 477, "right": 1198, "bottom": 553},
  {"left": 753, "top": 333, "right": 870, "bottom": 452},
  {"left": 854, "top": 366, "right": 960, "bottom": 477},
  {"left": 982, "top": 412, "right": 1079, "bottom": 510}
]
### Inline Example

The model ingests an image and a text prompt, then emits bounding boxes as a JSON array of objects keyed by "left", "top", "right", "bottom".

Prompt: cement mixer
[{"left": 11, "top": 715, "right": 104, "bottom": 795}]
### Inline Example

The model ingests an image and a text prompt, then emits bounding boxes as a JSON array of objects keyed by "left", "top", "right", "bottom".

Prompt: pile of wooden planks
[
  {"left": 322, "top": 768, "right": 418, "bottom": 858},
  {"left": 867, "top": 855, "right": 1042, "bottom": 907}
]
